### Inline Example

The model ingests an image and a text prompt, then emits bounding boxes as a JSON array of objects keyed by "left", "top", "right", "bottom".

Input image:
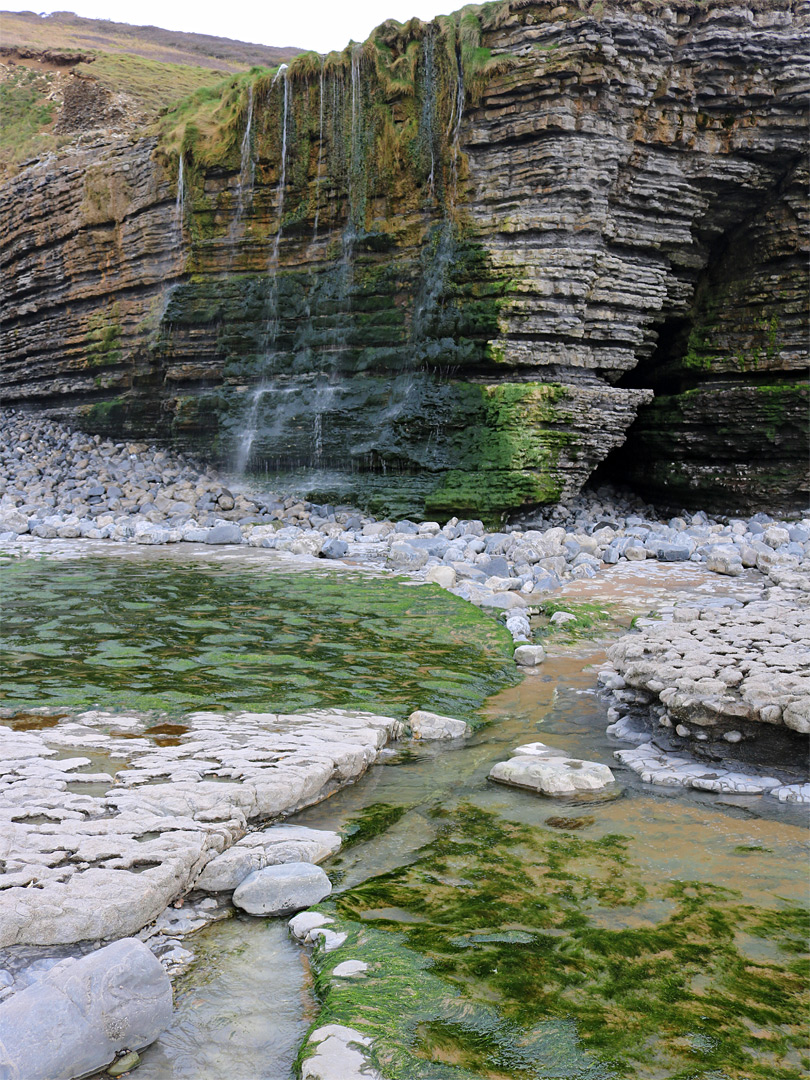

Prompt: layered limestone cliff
[{"left": 1, "top": 1, "right": 807, "bottom": 518}]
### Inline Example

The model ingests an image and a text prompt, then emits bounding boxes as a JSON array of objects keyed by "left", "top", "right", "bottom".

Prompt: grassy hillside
[
  {"left": 0, "top": 9, "right": 302, "bottom": 171},
  {"left": 0, "top": 10, "right": 302, "bottom": 70}
]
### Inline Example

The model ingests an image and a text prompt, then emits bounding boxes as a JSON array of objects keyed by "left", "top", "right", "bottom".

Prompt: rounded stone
[
  {"left": 514, "top": 644, "right": 546, "bottom": 667},
  {"left": 407, "top": 709, "right": 468, "bottom": 739},
  {"left": 232, "top": 861, "right": 332, "bottom": 916},
  {"left": 0, "top": 938, "right": 171, "bottom": 1080}
]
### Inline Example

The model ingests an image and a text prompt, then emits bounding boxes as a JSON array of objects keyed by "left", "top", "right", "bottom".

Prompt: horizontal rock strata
[
  {"left": 607, "top": 599, "right": 810, "bottom": 735},
  {"left": 1, "top": 3, "right": 806, "bottom": 515}
]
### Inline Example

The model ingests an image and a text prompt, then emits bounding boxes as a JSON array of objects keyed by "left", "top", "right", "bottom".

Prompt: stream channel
[{"left": 2, "top": 545, "right": 807, "bottom": 1080}]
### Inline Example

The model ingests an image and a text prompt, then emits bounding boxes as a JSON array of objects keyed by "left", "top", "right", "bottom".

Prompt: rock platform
[
  {"left": 0, "top": 708, "right": 401, "bottom": 948},
  {"left": 601, "top": 587, "right": 810, "bottom": 802}
]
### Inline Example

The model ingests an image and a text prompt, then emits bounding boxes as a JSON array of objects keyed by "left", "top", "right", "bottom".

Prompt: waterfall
[
  {"left": 421, "top": 32, "right": 437, "bottom": 200},
  {"left": 234, "top": 83, "right": 255, "bottom": 227},
  {"left": 450, "top": 44, "right": 465, "bottom": 205},
  {"left": 271, "top": 65, "right": 290, "bottom": 268},
  {"left": 348, "top": 44, "right": 363, "bottom": 230},
  {"left": 313, "top": 58, "right": 325, "bottom": 241},
  {"left": 175, "top": 153, "right": 185, "bottom": 234},
  {"left": 235, "top": 385, "right": 266, "bottom": 474},
  {"left": 266, "top": 65, "right": 290, "bottom": 348},
  {"left": 236, "top": 65, "right": 291, "bottom": 475}
]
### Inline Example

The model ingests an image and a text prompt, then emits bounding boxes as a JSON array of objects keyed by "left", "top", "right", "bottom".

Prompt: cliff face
[{"left": 1, "top": 1, "right": 807, "bottom": 519}]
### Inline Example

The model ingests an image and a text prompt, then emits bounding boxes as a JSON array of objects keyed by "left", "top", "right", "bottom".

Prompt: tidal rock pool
[
  {"left": 0, "top": 549, "right": 806, "bottom": 1080},
  {"left": 0, "top": 556, "right": 516, "bottom": 718}
]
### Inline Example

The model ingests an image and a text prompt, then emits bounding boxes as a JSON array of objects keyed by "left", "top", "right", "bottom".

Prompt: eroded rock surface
[
  {"left": 607, "top": 596, "right": 810, "bottom": 736},
  {"left": 489, "top": 742, "right": 615, "bottom": 795},
  {"left": 0, "top": 708, "right": 400, "bottom": 946}
]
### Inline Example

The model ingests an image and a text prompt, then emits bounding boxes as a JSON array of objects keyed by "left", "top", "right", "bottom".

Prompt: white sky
[{"left": 1, "top": 1, "right": 456, "bottom": 53}]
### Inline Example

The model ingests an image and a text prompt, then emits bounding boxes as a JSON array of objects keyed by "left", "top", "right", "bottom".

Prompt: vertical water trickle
[
  {"left": 421, "top": 31, "right": 437, "bottom": 201},
  {"left": 309, "top": 49, "right": 362, "bottom": 471},
  {"left": 313, "top": 58, "right": 325, "bottom": 242},
  {"left": 233, "top": 83, "right": 255, "bottom": 228},
  {"left": 450, "top": 42, "right": 465, "bottom": 206},
  {"left": 175, "top": 153, "right": 185, "bottom": 235},
  {"left": 348, "top": 44, "right": 363, "bottom": 232},
  {"left": 271, "top": 64, "right": 291, "bottom": 270},
  {"left": 236, "top": 65, "right": 290, "bottom": 475}
]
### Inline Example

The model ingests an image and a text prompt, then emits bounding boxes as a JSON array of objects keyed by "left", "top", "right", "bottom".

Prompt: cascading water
[
  {"left": 233, "top": 83, "right": 255, "bottom": 230},
  {"left": 449, "top": 44, "right": 465, "bottom": 205},
  {"left": 305, "top": 51, "right": 363, "bottom": 473},
  {"left": 235, "top": 65, "right": 290, "bottom": 475},
  {"left": 271, "top": 66, "right": 291, "bottom": 269},
  {"left": 228, "top": 37, "right": 468, "bottom": 510},
  {"left": 421, "top": 32, "right": 438, "bottom": 201},
  {"left": 175, "top": 153, "right": 185, "bottom": 235},
  {"left": 348, "top": 44, "right": 363, "bottom": 231},
  {"left": 312, "top": 58, "right": 325, "bottom": 242}
]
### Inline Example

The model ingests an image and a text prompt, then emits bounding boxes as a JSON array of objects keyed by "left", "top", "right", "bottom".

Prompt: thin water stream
[{"left": 135, "top": 917, "right": 312, "bottom": 1079}]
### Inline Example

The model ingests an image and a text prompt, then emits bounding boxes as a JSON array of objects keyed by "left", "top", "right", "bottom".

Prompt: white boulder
[
  {"left": 406, "top": 709, "right": 468, "bottom": 740},
  {"left": 489, "top": 742, "right": 615, "bottom": 795}
]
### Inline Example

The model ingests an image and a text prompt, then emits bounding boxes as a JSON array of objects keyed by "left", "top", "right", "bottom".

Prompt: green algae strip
[
  {"left": 303, "top": 803, "right": 809, "bottom": 1080},
  {"left": 0, "top": 558, "right": 516, "bottom": 720}
]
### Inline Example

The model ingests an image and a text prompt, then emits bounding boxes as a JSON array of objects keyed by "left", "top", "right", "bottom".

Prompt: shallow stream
[{"left": 1, "top": 551, "right": 806, "bottom": 1079}]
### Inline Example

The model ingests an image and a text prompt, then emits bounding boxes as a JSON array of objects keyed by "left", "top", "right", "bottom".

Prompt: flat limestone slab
[
  {"left": 195, "top": 825, "right": 341, "bottom": 892},
  {"left": 489, "top": 742, "right": 615, "bottom": 795},
  {"left": 0, "top": 709, "right": 400, "bottom": 947}
]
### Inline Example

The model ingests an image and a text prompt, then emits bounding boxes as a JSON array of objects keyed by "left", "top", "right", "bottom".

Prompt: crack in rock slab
[{"left": 0, "top": 709, "right": 402, "bottom": 947}]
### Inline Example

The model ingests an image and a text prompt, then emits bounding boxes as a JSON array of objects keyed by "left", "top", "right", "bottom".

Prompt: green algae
[
  {"left": 535, "top": 601, "right": 617, "bottom": 644},
  {"left": 312, "top": 803, "right": 809, "bottom": 1079},
  {"left": 0, "top": 559, "right": 516, "bottom": 719},
  {"left": 342, "top": 803, "right": 413, "bottom": 847}
]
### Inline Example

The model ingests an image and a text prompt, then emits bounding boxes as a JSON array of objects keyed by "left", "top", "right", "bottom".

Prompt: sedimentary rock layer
[{"left": 1, "top": 1, "right": 807, "bottom": 516}]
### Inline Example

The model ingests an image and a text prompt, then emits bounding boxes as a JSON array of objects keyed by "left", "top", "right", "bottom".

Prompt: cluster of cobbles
[{"left": 3, "top": 410, "right": 808, "bottom": 623}]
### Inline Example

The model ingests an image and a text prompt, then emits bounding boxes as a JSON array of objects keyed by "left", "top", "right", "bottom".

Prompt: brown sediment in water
[{"left": 3, "top": 713, "right": 66, "bottom": 730}]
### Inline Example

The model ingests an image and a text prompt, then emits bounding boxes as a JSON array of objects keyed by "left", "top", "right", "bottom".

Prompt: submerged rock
[
  {"left": 0, "top": 938, "right": 171, "bottom": 1080},
  {"left": 232, "top": 861, "right": 332, "bottom": 916},
  {"left": 288, "top": 911, "right": 335, "bottom": 943},
  {"left": 489, "top": 743, "right": 615, "bottom": 796},
  {"left": 513, "top": 644, "right": 546, "bottom": 667}
]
